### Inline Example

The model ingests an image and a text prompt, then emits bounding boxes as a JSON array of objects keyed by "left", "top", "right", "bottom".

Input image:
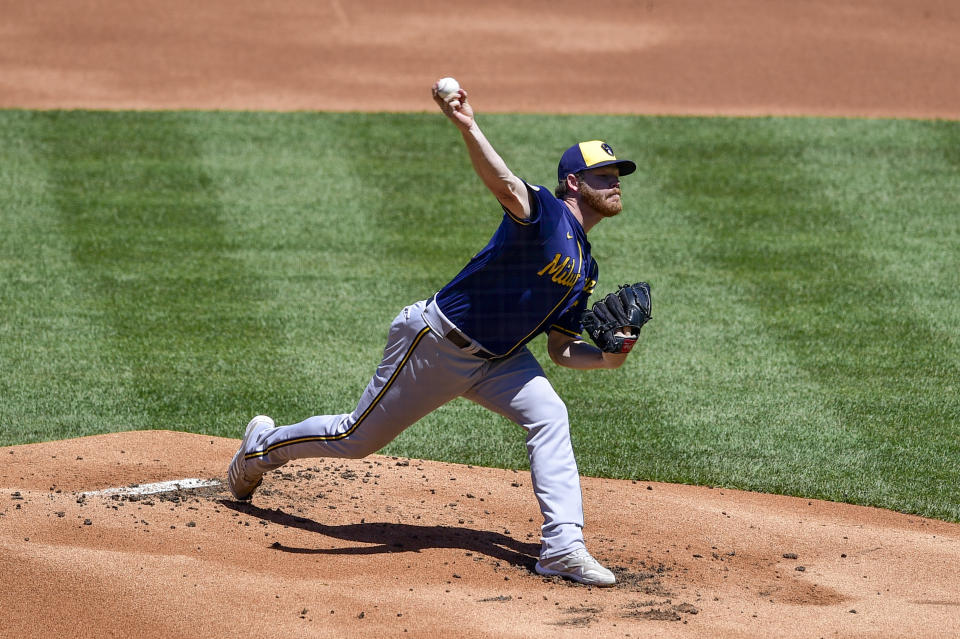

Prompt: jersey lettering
[{"left": 537, "top": 252, "right": 581, "bottom": 287}]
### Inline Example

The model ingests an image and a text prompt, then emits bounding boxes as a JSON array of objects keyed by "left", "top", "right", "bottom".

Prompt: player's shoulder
[
  {"left": 504, "top": 181, "right": 558, "bottom": 225},
  {"left": 525, "top": 182, "right": 567, "bottom": 213}
]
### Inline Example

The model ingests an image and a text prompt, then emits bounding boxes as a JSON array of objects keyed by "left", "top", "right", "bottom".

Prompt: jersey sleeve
[{"left": 501, "top": 181, "right": 547, "bottom": 226}]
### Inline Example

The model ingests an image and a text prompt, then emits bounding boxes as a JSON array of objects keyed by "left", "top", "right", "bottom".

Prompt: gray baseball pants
[{"left": 242, "top": 298, "right": 586, "bottom": 560}]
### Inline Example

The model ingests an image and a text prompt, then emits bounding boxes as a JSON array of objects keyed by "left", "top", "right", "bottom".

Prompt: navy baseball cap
[{"left": 557, "top": 140, "right": 637, "bottom": 184}]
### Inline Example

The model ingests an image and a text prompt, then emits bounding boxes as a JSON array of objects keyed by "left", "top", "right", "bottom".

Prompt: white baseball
[{"left": 436, "top": 76, "right": 460, "bottom": 99}]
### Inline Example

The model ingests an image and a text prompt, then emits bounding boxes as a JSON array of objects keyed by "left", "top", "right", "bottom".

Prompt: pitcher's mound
[{"left": 2, "top": 430, "right": 958, "bottom": 638}]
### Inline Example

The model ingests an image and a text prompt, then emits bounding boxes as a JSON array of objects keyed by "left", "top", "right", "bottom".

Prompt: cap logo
[{"left": 579, "top": 140, "right": 618, "bottom": 168}]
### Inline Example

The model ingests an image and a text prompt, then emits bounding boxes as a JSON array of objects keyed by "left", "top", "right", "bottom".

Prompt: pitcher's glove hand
[{"left": 581, "top": 282, "right": 652, "bottom": 353}]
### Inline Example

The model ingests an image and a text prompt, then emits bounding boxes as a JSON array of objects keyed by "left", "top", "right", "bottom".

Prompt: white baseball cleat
[
  {"left": 535, "top": 548, "right": 617, "bottom": 587},
  {"left": 228, "top": 415, "right": 275, "bottom": 500}
]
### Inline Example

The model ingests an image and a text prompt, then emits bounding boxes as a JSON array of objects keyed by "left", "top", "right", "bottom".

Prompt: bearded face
[{"left": 577, "top": 169, "right": 622, "bottom": 218}]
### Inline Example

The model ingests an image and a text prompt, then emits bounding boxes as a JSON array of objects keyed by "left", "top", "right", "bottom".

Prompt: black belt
[{"left": 444, "top": 328, "right": 497, "bottom": 360}]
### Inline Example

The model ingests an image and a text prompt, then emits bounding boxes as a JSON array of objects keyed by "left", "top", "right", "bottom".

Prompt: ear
[{"left": 564, "top": 172, "right": 581, "bottom": 194}]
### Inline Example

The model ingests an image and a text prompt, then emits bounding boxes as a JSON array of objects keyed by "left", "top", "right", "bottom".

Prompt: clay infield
[{"left": 2, "top": 1, "right": 959, "bottom": 637}]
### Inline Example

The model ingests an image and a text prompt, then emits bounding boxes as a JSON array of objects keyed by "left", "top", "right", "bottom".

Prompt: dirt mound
[{"left": 2, "top": 431, "right": 958, "bottom": 638}]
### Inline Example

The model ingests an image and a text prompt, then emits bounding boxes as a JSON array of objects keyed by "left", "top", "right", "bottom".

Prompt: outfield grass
[{"left": 1, "top": 110, "right": 957, "bottom": 521}]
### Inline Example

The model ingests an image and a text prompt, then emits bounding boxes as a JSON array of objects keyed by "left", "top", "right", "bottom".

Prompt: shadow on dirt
[{"left": 220, "top": 499, "right": 540, "bottom": 569}]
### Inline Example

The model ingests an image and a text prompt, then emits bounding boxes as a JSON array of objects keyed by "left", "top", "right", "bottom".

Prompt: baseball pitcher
[{"left": 228, "top": 80, "right": 652, "bottom": 587}]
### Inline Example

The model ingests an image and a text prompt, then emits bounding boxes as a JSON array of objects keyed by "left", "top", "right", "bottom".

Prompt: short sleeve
[{"left": 501, "top": 181, "right": 546, "bottom": 225}]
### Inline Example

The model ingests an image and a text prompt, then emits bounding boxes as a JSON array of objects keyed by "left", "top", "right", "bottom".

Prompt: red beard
[{"left": 579, "top": 182, "right": 622, "bottom": 218}]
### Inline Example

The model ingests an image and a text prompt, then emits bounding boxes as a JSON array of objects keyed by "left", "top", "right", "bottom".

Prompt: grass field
[{"left": 1, "top": 110, "right": 958, "bottom": 521}]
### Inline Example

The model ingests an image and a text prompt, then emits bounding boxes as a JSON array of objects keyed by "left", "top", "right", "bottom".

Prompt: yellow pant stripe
[{"left": 244, "top": 326, "right": 433, "bottom": 459}]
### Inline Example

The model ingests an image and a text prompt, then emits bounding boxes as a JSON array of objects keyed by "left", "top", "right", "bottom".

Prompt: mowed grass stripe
[
  {"left": 0, "top": 111, "right": 111, "bottom": 443},
  {"left": 182, "top": 111, "right": 416, "bottom": 422},
  {"left": 662, "top": 117, "right": 889, "bottom": 499},
  {"left": 749, "top": 118, "right": 960, "bottom": 518},
  {"left": 19, "top": 111, "right": 300, "bottom": 438},
  {"left": 827, "top": 120, "right": 960, "bottom": 517}
]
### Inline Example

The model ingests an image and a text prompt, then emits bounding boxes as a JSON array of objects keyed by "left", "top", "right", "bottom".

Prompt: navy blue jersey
[{"left": 435, "top": 182, "right": 599, "bottom": 357}]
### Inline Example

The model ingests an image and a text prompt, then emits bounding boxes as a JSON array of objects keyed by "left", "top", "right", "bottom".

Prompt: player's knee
[
  {"left": 341, "top": 441, "right": 382, "bottom": 459},
  {"left": 530, "top": 393, "right": 569, "bottom": 430},
  {"left": 549, "top": 397, "right": 569, "bottom": 424}
]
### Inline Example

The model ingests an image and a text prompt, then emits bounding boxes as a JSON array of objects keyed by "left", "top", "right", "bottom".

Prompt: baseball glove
[{"left": 581, "top": 282, "right": 652, "bottom": 354}]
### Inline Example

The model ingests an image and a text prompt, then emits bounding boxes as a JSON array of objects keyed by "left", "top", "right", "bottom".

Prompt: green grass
[{"left": 1, "top": 110, "right": 958, "bottom": 521}]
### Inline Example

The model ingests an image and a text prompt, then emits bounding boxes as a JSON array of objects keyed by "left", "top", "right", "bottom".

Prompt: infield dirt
[
  {"left": 2, "top": 1, "right": 959, "bottom": 638},
  {"left": 4, "top": 431, "right": 959, "bottom": 638}
]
